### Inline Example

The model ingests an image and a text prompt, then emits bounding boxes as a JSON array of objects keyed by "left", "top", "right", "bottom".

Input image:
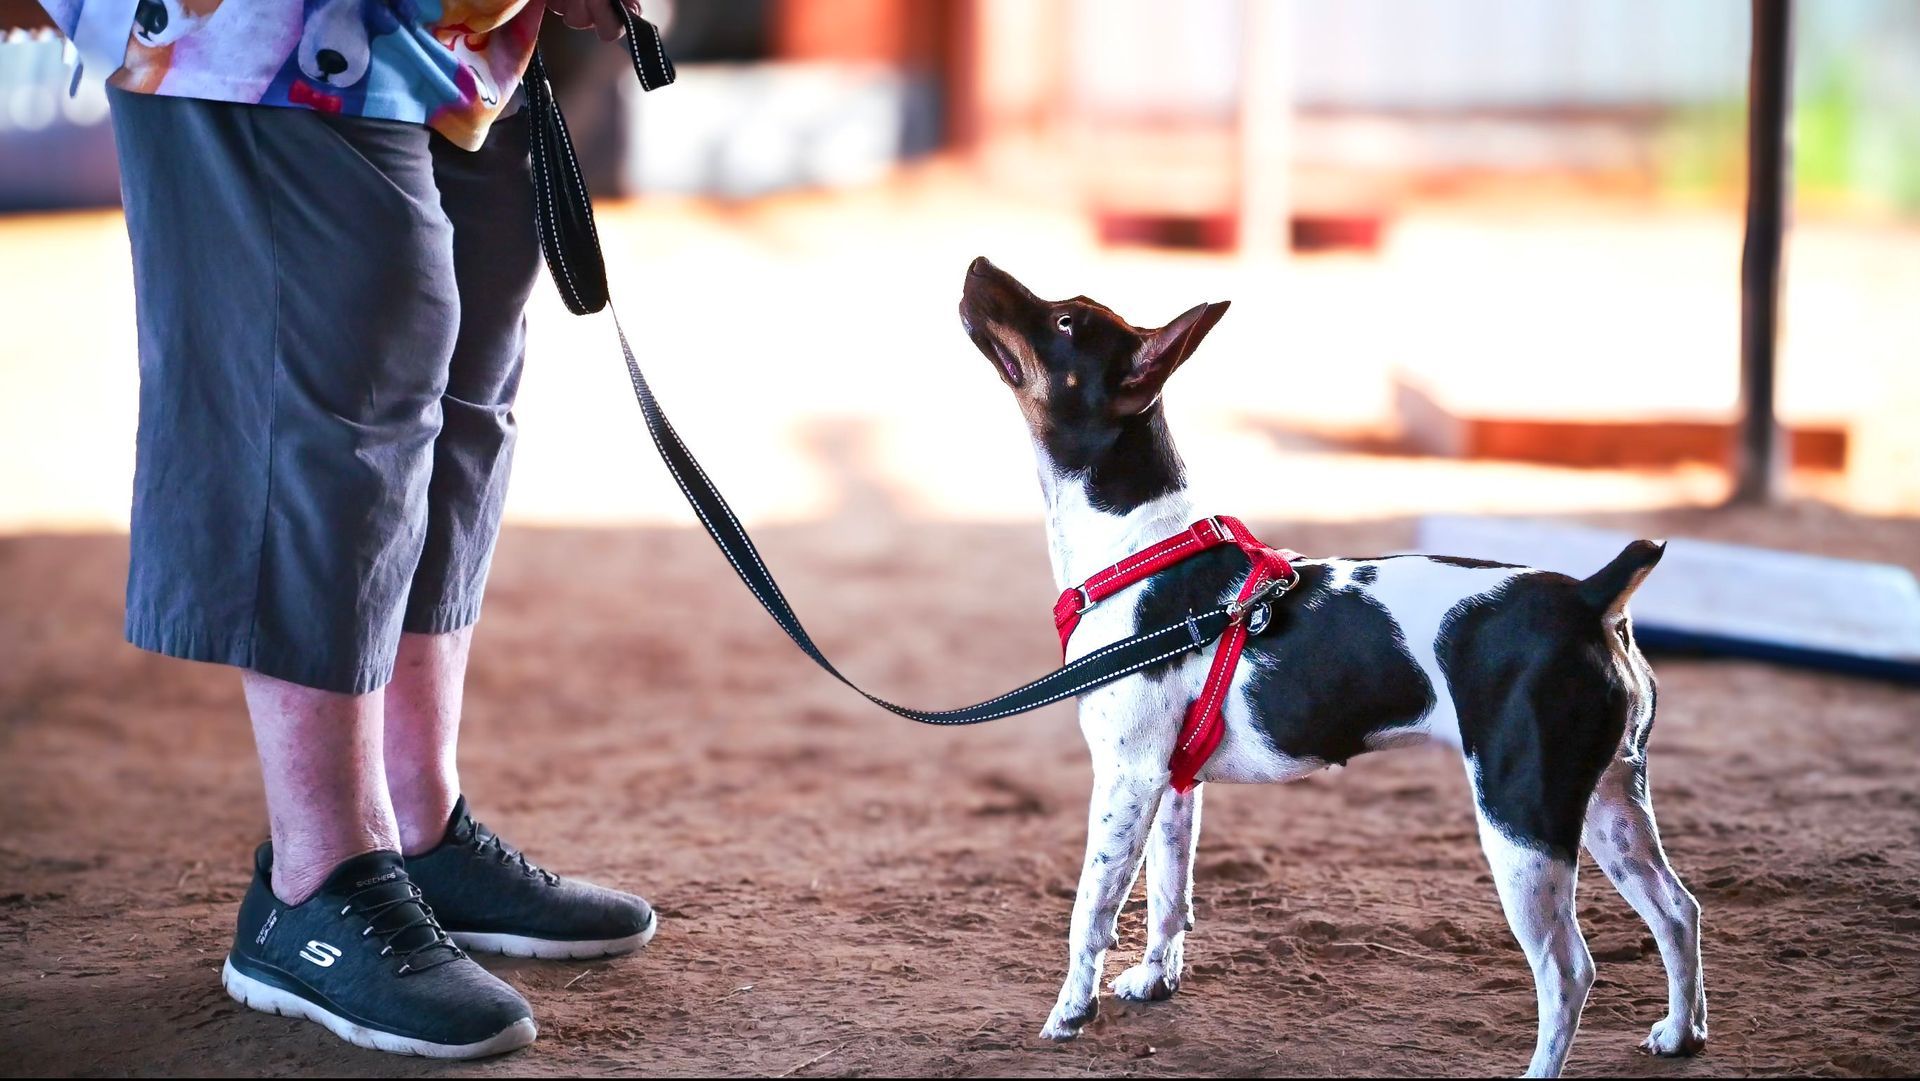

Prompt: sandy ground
[{"left": 3, "top": 498, "right": 1918, "bottom": 1078}]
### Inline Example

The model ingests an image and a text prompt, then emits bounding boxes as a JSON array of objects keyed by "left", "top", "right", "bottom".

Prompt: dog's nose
[
  {"left": 315, "top": 49, "right": 348, "bottom": 78},
  {"left": 135, "top": 0, "right": 168, "bottom": 37},
  {"left": 969, "top": 256, "right": 993, "bottom": 278}
]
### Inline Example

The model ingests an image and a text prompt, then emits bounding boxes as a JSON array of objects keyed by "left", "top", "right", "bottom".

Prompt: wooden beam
[{"left": 1731, "top": 0, "right": 1794, "bottom": 504}]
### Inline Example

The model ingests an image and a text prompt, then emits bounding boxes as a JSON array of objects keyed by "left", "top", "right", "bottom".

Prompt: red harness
[{"left": 1053, "top": 515, "right": 1301, "bottom": 793}]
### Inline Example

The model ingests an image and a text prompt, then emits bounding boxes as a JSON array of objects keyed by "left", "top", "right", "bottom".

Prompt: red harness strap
[{"left": 1053, "top": 515, "right": 1299, "bottom": 793}]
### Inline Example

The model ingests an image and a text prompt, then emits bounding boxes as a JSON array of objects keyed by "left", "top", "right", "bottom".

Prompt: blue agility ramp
[{"left": 1415, "top": 516, "right": 1920, "bottom": 686}]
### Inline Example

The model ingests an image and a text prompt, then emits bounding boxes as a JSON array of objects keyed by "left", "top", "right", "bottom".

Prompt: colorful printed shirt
[{"left": 41, "top": 1, "right": 544, "bottom": 150}]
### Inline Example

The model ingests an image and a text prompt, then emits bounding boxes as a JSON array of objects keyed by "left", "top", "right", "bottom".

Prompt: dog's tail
[{"left": 1578, "top": 539, "right": 1666, "bottom": 620}]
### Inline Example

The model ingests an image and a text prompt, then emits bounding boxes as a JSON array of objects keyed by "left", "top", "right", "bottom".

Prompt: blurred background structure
[{"left": 3, "top": 0, "right": 1917, "bottom": 535}]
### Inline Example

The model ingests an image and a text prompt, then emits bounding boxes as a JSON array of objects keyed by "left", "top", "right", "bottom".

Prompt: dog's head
[
  {"left": 958, "top": 257, "right": 1228, "bottom": 468},
  {"left": 298, "top": 0, "right": 396, "bottom": 88}
]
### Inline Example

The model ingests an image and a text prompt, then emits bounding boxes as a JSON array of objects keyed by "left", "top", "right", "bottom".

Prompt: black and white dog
[{"left": 957, "top": 258, "right": 1707, "bottom": 1078}]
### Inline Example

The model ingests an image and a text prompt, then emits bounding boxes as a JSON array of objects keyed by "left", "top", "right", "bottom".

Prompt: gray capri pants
[{"left": 110, "top": 89, "right": 541, "bottom": 694}]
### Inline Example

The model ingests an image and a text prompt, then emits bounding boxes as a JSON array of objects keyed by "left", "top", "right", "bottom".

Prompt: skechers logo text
[{"left": 299, "top": 941, "right": 343, "bottom": 968}]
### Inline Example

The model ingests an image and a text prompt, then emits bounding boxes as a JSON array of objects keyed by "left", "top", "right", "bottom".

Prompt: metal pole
[
  {"left": 1236, "top": 0, "right": 1292, "bottom": 260},
  {"left": 1732, "top": 0, "right": 1793, "bottom": 504}
]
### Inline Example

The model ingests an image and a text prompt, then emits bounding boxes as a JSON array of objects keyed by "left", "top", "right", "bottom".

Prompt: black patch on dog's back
[
  {"left": 1438, "top": 575, "right": 1631, "bottom": 860},
  {"left": 1135, "top": 558, "right": 1435, "bottom": 768},
  {"left": 1377, "top": 553, "right": 1514, "bottom": 571}
]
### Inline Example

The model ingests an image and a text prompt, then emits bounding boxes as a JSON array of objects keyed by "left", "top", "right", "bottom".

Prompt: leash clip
[{"left": 1225, "top": 568, "right": 1299, "bottom": 623}]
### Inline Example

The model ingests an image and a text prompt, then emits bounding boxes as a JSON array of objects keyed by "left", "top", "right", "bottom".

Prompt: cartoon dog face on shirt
[
  {"left": 131, "top": 0, "right": 225, "bottom": 48},
  {"left": 297, "top": 0, "right": 402, "bottom": 88}
]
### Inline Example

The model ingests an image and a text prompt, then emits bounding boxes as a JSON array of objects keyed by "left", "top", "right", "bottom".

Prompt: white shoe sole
[
  {"left": 221, "top": 957, "right": 537, "bottom": 1059},
  {"left": 452, "top": 910, "right": 658, "bottom": 960}
]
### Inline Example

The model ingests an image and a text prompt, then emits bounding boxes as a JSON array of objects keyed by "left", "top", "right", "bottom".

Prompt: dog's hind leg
[
  {"left": 1112, "top": 784, "right": 1200, "bottom": 1002},
  {"left": 1583, "top": 752, "right": 1707, "bottom": 1057},
  {"left": 1474, "top": 810, "right": 1593, "bottom": 1079},
  {"left": 1040, "top": 768, "right": 1164, "bottom": 1040}
]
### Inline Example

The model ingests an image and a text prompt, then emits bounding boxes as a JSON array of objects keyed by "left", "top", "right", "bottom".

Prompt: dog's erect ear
[{"left": 1112, "top": 301, "right": 1230, "bottom": 416}]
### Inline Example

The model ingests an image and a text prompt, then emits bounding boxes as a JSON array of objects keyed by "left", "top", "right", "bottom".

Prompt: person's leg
[
  {"left": 112, "top": 80, "right": 449, "bottom": 874},
  {"left": 387, "top": 628, "right": 472, "bottom": 856},
  {"left": 390, "top": 108, "right": 655, "bottom": 959},
  {"left": 110, "top": 88, "right": 535, "bottom": 1057},
  {"left": 385, "top": 102, "right": 537, "bottom": 850},
  {"left": 243, "top": 674, "right": 399, "bottom": 903}
]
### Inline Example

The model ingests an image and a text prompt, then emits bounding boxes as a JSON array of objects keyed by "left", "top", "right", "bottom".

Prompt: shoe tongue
[
  {"left": 324, "top": 851, "right": 453, "bottom": 961},
  {"left": 323, "top": 850, "right": 409, "bottom": 896},
  {"left": 442, "top": 795, "right": 475, "bottom": 845}
]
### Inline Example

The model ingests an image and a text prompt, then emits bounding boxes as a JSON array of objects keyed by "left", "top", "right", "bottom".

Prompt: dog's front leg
[
  {"left": 1041, "top": 768, "right": 1164, "bottom": 1041},
  {"left": 1113, "top": 784, "right": 1200, "bottom": 1002}
]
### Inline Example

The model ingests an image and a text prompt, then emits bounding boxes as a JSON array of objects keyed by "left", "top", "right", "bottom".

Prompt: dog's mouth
[
  {"left": 961, "top": 257, "right": 1040, "bottom": 389},
  {"left": 965, "top": 323, "right": 1024, "bottom": 387},
  {"left": 988, "top": 340, "right": 1022, "bottom": 386}
]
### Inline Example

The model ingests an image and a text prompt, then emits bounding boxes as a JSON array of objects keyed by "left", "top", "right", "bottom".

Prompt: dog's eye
[{"left": 1055, "top": 314, "right": 1073, "bottom": 333}]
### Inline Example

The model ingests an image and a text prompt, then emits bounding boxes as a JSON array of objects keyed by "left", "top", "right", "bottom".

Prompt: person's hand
[{"left": 547, "top": 0, "right": 642, "bottom": 43}]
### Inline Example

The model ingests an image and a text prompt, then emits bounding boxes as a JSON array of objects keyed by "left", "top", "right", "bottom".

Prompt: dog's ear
[{"left": 1112, "top": 301, "right": 1230, "bottom": 416}]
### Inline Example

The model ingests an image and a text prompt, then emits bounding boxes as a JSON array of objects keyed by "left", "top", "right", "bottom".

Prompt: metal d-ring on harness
[{"left": 522, "top": 18, "right": 1300, "bottom": 756}]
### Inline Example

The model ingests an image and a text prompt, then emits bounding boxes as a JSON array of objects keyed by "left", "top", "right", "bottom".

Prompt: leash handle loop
[{"left": 526, "top": 16, "right": 676, "bottom": 318}]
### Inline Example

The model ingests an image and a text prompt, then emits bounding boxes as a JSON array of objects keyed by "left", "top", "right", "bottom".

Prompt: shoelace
[
  {"left": 342, "top": 881, "right": 465, "bottom": 976},
  {"left": 464, "top": 820, "right": 560, "bottom": 886}
]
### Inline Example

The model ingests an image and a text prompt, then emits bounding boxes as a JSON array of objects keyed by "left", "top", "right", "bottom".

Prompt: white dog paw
[
  {"left": 1111, "top": 962, "right": 1178, "bottom": 1002},
  {"left": 1040, "top": 999, "right": 1097, "bottom": 1041},
  {"left": 1641, "top": 1016, "right": 1707, "bottom": 1057}
]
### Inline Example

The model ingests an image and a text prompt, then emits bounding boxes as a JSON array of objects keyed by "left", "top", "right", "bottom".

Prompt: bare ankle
[
  {"left": 391, "top": 782, "right": 459, "bottom": 856},
  {"left": 271, "top": 843, "right": 386, "bottom": 905}
]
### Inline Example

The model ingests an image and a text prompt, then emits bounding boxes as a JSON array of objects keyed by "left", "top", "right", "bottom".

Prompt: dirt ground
[{"left": 3, "top": 501, "right": 1918, "bottom": 1078}]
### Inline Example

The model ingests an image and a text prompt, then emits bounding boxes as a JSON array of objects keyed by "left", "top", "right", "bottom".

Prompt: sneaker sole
[
  {"left": 221, "top": 957, "right": 537, "bottom": 1059},
  {"left": 452, "top": 910, "right": 658, "bottom": 960}
]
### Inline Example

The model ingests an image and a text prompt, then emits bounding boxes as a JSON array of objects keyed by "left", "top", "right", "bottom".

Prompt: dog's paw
[
  {"left": 1640, "top": 1016, "right": 1707, "bottom": 1057},
  {"left": 1111, "top": 962, "right": 1178, "bottom": 1002},
  {"left": 1039, "top": 999, "right": 1098, "bottom": 1041}
]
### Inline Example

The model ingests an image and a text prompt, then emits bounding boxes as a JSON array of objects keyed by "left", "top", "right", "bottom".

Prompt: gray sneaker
[
  {"left": 405, "top": 797, "right": 657, "bottom": 960},
  {"left": 223, "top": 845, "right": 537, "bottom": 1058}
]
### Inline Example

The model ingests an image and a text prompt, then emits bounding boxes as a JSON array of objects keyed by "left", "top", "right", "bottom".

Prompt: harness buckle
[
  {"left": 1073, "top": 585, "right": 1095, "bottom": 614},
  {"left": 1204, "top": 515, "right": 1227, "bottom": 542}
]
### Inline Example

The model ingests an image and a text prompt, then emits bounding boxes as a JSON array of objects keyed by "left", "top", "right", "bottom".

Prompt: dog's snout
[
  {"left": 961, "top": 257, "right": 999, "bottom": 320},
  {"left": 961, "top": 257, "right": 1044, "bottom": 341},
  {"left": 962, "top": 256, "right": 1024, "bottom": 305}
]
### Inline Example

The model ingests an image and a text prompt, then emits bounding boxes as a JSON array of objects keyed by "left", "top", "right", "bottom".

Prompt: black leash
[{"left": 523, "top": 16, "right": 1244, "bottom": 725}]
